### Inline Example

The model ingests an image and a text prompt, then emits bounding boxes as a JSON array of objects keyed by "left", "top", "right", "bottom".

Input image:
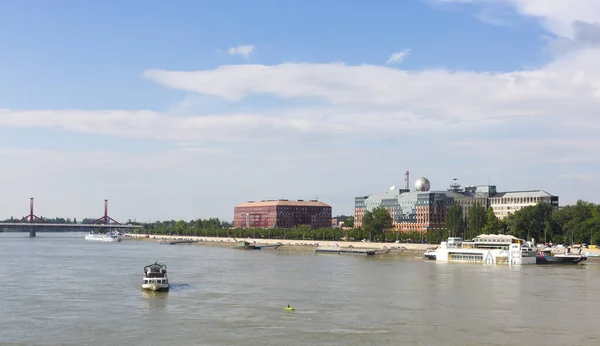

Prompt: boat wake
[{"left": 167, "top": 283, "right": 197, "bottom": 291}]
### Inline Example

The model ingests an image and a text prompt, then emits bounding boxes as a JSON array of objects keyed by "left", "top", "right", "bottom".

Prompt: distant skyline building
[
  {"left": 354, "top": 172, "right": 559, "bottom": 232},
  {"left": 233, "top": 199, "right": 332, "bottom": 229}
]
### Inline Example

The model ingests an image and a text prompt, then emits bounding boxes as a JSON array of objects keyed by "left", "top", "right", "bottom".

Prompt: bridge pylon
[
  {"left": 92, "top": 200, "right": 121, "bottom": 225},
  {"left": 17, "top": 198, "right": 47, "bottom": 237}
]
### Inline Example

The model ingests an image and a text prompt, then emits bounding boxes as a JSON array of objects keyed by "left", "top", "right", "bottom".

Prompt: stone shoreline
[{"left": 123, "top": 234, "right": 430, "bottom": 254}]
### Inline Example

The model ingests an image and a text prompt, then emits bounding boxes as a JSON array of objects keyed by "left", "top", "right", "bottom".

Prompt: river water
[{"left": 0, "top": 233, "right": 599, "bottom": 346}]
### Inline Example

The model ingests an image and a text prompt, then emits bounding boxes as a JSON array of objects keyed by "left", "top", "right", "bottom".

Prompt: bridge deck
[{"left": 0, "top": 223, "right": 141, "bottom": 228}]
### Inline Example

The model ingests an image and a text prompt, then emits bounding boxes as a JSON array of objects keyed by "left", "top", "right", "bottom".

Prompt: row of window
[
  {"left": 490, "top": 197, "right": 548, "bottom": 205},
  {"left": 449, "top": 253, "right": 484, "bottom": 262},
  {"left": 144, "top": 279, "right": 167, "bottom": 284}
]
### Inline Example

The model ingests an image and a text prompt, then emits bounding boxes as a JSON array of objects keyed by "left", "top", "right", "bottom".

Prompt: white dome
[
  {"left": 415, "top": 177, "right": 431, "bottom": 191},
  {"left": 389, "top": 185, "right": 396, "bottom": 191}
]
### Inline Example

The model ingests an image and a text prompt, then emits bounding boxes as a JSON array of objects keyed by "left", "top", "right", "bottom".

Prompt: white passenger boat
[
  {"left": 434, "top": 234, "right": 537, "bottom": 265},
  {"left": 84, "top": 231, "right": 121, "bottom": 242},
  {"left": 142, "top": 262, "right": 169, "bottom": 292}
]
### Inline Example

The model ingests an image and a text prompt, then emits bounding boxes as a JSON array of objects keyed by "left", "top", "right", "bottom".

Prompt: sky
[{"left": 1, "top": 0, "right": 600, "bottom": 222}]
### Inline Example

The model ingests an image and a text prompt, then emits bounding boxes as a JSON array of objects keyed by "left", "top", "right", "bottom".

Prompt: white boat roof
[
  {"left": 472, "top": 234, "right": 520, "bottom": 242},
  {"left": 474, "top": 234, "right": 518, "bottom": 239}
]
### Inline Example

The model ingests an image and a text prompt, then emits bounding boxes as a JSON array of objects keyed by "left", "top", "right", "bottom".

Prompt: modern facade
[
  {"left": 354, "top": 172, "right": 559, "bottom": 232},
  {"left": 354, "top": 178, "right": 454, "bottom": 232},
  {"left": 234, "top": 199, "right": 332, "bottom": 229}
]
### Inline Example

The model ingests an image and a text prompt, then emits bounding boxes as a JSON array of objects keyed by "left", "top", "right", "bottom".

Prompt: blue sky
[{"left": 0, "top": 0, "right": 599, "bottom": 221}]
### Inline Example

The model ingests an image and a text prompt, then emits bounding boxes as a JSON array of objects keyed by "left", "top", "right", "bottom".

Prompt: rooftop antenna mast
[
  {"left": 448, "top": 178, "right": 461, "bottom": 192},
  {"left": 404, "top": 170, "right": 409, "bottom": 190}
]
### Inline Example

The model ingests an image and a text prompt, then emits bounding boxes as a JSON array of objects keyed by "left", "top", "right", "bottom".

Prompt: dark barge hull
[{"left": 536, "top": 255, "right": 587, "bottom": 264}]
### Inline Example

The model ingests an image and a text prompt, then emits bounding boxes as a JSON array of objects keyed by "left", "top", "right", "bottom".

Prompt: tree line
[
  {"left": 445, "top": 200, "right": 600, "bottom": 245},
  {"left": 126, "top": 211, "right": 432, "bottom": 243},
  {"left": 3, "top": 216, "right": 91, "bottom": 224}
]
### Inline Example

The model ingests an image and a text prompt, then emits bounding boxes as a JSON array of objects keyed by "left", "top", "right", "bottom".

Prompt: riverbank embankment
[
  {"left": 124, "top": 234, "right": 431, "bottom": 254},
  {"left": 123, "top": 234, "right": 600, "bottom": 257}
]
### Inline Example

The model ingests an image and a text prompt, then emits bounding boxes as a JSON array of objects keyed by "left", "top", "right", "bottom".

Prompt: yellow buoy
[{"left": 285, "top": 304, "right": 295, "bottom": 311}]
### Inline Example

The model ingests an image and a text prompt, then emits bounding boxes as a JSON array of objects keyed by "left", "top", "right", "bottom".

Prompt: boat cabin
[
  {"left": 144, "top": 263, "right": 167, "bottom": 278},
  {"left": 446, "top": 237, "right": 463, "bottom": 247},
  {"left": 467, "top": 234, "right": 523, "bottom": 250}
]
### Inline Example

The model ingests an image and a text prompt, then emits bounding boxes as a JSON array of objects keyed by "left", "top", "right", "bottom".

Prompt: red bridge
[{"left": 0, "top": 198, "right": 142, "bottom": 237}]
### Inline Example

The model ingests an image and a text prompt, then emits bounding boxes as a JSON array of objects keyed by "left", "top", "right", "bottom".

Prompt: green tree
[
  {"left": 174, "top": 220, "right": 187, "bottom": 235},
  {"left": 482, "top": 207, "right": 506, "bottom": 234},
  {"left": 343, "top": 216, "right": 354, "bottom": 228},
  {"left": 446, "top": 202, "right": 465, "bottom": 238},
  {"left": 362, "top": 207, "right": 392, "bottom": 241},
  {"left": 553, "top": 200, "right": 595, "bottom": 244},
  {"left": 467, "top": 202, "right": 486, "bottom": 238},
  {"left": 505, "top": 202, "right": 553, "bottom": 241},
  {"left": 362, "top": 211, "right": 375, "bottom": 241}
]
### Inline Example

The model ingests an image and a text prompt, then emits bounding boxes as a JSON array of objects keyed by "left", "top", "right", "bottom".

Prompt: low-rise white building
[{"left": 488, "top": 190, "right": 558, "bottom": 219}]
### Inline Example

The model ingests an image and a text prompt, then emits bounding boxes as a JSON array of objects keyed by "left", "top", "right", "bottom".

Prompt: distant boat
[
  {"left": 536, "top": 248, "right": 587, "bottom": 264},
  {"left": 158, "top": 239, "right": 197, "bottom": 245},
  {"left": 84, "top": 231, "right": 121, "bottom": 242},
  {"left": 231, "top": 239, "right": 283, "bottom": 250},
  {"left": 233, "top": 240, "right": 260, "bottom": 250},
  {"left": 142, "top": 262, "right": 169, "bottom": 292},
  {"left": 315, "top": 244, "right": 377, "bottom": 256},
  {"left": 423, "top": 247, "right": 437, "bottom": 260}
]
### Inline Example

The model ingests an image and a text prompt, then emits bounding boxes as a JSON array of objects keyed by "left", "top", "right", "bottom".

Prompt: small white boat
[
  {"left": 423, "top": 247, "right": 437, "bottom": 260},
  {"left": 84, "top": 231, "right": 121, "bottom": 242},
  {"left": 142, "top": 262, "right": 169, "bottom": 292}
]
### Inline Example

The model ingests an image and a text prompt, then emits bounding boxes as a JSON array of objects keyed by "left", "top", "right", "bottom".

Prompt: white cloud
[
  {"left": 507, "top": 0, "right": 600, "bottom": 39},
  {"left": 1, "top": 45, "right": 600, "bottom": 145},
  {"left": 435, "top": 0, "right": 600, "bottom": 40},
  {"left": 227, "top": 44, "right": 255, "bottom": 58},
  {"left": 385, "top": 48, "right": 411, "bottom": 65},
  {"left": 142, "top": 48, "right": 600, "bottom": 129}
]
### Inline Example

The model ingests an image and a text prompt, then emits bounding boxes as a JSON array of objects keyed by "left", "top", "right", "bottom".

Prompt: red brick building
[{"left": 234, "top": 199, "right": 332, "bottom": 229}]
